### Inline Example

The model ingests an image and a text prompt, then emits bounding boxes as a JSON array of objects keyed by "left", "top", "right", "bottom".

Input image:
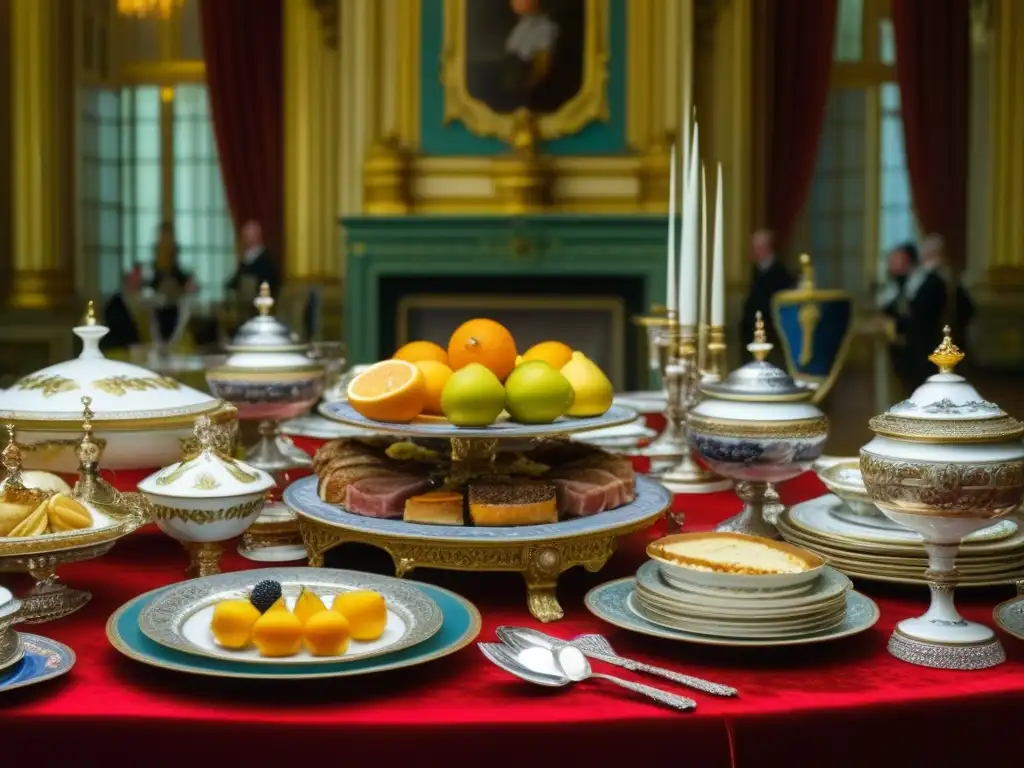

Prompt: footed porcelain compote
[
  {"left": 687, "top": 313, "right": 829, "bottom": 539},
  {"left": 861, "top": 328, "right": 1024, "bottom": 670},
  {"left": 138, "top": 416, "right": 275, "bottom": 578}
]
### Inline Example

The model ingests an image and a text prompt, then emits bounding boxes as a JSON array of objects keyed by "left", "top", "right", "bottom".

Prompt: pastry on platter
[
  {"left": 404, "top": 491, "right": 464, "bottom": 525},
  {"left": 7, "top": 500, "right": 48, "bottom": 537},
  {"left": 650, "top": 533, "right": 818, "bottom": 575},
  {"left": 469, "top": 480, "right": 557, "bottom": 526},
  {"left": 0, "top": 501, "right": 35, "bottom": 537}
]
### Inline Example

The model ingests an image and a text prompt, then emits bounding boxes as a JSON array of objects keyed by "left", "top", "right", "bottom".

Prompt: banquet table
[{"left": 3, "top": 445, "right": 1024, "bottom": 768}]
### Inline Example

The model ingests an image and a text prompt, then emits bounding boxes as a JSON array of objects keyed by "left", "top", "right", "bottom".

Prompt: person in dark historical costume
[
  {"left": 921, "top": 234, "right": 975, "bottom": 350},
  {"left": 149, "top": 222, "right": 199, "bottom": 347},
  {"left": 226, "top": 219, "right": 280, "bottom": 301},
  {"left": 740, "top": 229, "right": 794, "bottom": 361},
  {"left": 878, "top": 241, "right": 947, "bottom": 394},
  {"left": 503, "top": 0, "right": 560, "bottom": 100}
]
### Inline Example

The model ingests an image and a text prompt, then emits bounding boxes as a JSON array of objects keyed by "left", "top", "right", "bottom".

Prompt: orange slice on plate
[{"left": 347, "top": 360, "right": 427, "bottom": 423}]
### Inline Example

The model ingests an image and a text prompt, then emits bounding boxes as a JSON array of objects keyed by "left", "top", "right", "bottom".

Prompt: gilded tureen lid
[
  {"left": 868, "top": 327, "right": 1023, "bottom": 443},
  {"left": 700, "top": 313, "right": 811, "bottom": 403},
  {"left": 137, "top": 416, "right": 275, "bottom": 500},
  {"left": 0, "top": 303, "right": 221, "bottom": 424}
]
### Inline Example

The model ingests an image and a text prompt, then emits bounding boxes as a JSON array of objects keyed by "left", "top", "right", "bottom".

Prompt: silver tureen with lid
[
  {"left": 687, "top": 312, "right": 829, "bottom": 538},
  {"left": 206, "top": 283, "right": 325, "bottom": 472}
]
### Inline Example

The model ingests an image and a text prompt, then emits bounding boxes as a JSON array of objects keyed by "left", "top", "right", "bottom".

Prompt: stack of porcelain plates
[
  {"left": 779, "top": 470, "right": 1024, "bottom": 586},
  {"left": 572, "top": 416, "right": 656, "bottom": 452},
  {"left": 632, "top": 533, "right": 859, "bottom": 642}
]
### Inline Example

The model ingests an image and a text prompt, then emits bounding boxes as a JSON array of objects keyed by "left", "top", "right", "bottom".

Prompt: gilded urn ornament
[{"left": 860, "top": 327, "right": 1024, "bottom": 670}]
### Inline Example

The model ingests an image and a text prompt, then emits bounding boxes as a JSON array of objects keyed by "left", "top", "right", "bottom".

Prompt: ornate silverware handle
[
  {"left": 590, "top": 672, "right": 697, "bottom": 712},
  {"left": 591, "top": 651, "right": 737, "bottom": 697}
]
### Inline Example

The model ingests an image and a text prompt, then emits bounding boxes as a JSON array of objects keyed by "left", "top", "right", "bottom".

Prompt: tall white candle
[
  {"left": 711, "top": 162, "right": 725, "bottom": 326},
  {"left": 678, "top": 123, "right": 699, "bottom": 326},
  {"left": 666, "top": 143, "right": 677, "bottom": 314},
  {"left": 699, "top": 162, "right": 708, "bottom": 330}
]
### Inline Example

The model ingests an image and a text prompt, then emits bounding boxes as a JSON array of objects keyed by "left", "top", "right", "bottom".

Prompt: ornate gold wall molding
[{"left": 440, "top": 0, "right": 610, "bottom": 142}]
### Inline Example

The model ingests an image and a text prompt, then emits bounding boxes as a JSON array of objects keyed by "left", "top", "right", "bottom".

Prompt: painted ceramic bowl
[
  {"left": 817, "top": 460, "right": 882, "bottom": 518},
  {"left": 0, "top": 306, "right": 234, "bottom": 472},
  {"left": 860, "top": 330, "right": 1024, "bottom": 524},
  {"left": 687, "top": 318, "right": 828, "bottom": 484},
  {"left": 138, "top": 417, "right": 276, "bottom": 544},
  {"left": 205, "top": 284, "right": 325, "bottom": 421}
]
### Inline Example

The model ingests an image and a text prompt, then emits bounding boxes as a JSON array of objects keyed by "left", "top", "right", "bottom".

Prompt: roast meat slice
[{"left": 345, "top": 475, "right": 432, "bottom": 519}]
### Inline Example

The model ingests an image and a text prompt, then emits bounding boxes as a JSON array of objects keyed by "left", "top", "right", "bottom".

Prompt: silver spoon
[
  {"left": 496, "top": 626, "right": 737, "bottom": 698},
  {"left": 481, "top": 641, "right": 695, "bottom": 713}
]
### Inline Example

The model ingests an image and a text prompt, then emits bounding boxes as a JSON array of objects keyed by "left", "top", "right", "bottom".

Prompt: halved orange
[{"left": 347, "top": 360, "right": 427, "bottom": 423}]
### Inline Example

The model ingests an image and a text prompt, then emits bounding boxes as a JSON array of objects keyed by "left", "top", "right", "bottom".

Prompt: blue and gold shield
[{"left": 771, "top": 256, "right": 854, "bottom": 403}]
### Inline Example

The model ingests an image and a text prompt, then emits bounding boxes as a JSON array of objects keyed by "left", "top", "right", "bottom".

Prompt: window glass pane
[
  {"left": 880, "top": 82, "right": 900, "bottom": 112},
  {"left": 879, "top": 19, "right": 896, "bottom": 65},
  {"left": 834, "top": 0, "right": 864, "bottom": 61}
]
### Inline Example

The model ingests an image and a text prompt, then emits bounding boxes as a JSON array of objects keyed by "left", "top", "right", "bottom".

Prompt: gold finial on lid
[
  {"left": 798, "top": 253, "right": 816, "bottom": 290},
  {"left": 928, "top": 325, "right": 965, "bottom": 374},
  {"left": 81, "top": 301, "right": 97, "bottom": 326},
  {"left": 747, "top": 311, "right": 773, "bottom": 362},
  {"left": 254, "top": 282, "right": 274, "bottom": 317},
  {"left": 1, "top": 424, "right": 20, "bottom": 475},
  {"left": 76, "top": 396, "right": 102, "bottom": 468}
]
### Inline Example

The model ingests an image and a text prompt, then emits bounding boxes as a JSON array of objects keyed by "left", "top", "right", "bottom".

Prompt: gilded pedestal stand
[
  {"left": 290, "top": 405, "right": 668, "bottom": 623},
  {"left": 659, "top": 326, "right": 731, "bottom": 525},
  {"left": 634, "top": 312, "right": 688, "bottom": 469}
]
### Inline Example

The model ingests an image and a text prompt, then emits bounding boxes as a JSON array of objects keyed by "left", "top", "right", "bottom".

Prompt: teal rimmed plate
[{"left": 107, "top": 582, "right": 481, "bottom": 680}]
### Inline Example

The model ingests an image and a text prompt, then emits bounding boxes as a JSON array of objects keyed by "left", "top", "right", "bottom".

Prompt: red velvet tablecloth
[{"left": 4, "top": 448, "right": 1024, "bottom": 767}]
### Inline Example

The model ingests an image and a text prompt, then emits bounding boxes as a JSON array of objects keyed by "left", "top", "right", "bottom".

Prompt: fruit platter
[
  {"left": 107, "top": 567, "right": 482, "bottom": 681},
  {"left": 286, "top": 320, "right": 673, "bottom": 622}
]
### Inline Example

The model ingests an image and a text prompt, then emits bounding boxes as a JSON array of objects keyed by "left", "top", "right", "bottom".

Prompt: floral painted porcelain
[
  {"left": 687, "top": 313, "right": 828, "bottom": 538},
  {"left": 138, "top": 415, "right": 275, "bottom": 578},
  {"left": 0, "top": 304, "right": 234, "bottom": 472},
  {"left": 205, "top": 284, "right": 325, "bottom": 422},
  {"left": 860, "top": 327, "right": 1024, "bottom": 670}
]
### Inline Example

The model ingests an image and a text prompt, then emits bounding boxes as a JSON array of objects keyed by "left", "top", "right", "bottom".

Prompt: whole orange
[
  {"left": 393, "top": 340, "right": 449, "bottom": 366},
  {"left": 522, "top": 340, "right": 574, "bottom": 370},
  {"left": 414, "top": 359, "right": 453, "bottom": 415},
  {"left": 447, "top": 318, "right": 518, "bottom": 381}
]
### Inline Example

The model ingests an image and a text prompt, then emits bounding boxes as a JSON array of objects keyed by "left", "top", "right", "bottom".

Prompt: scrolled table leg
[{"left": 299, "top": 519, "right": 348, "bottom": 568}]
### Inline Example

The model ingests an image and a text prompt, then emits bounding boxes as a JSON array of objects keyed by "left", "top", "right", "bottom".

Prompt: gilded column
[
  {"left": 989, "top": 0, "right": 1024, "bottom": 284},
  {"left": 284, "top": 0, "right": 340, "bottom": 284},
  {"left": 10, "top": 0, "right": 62, "bottom": 309}
]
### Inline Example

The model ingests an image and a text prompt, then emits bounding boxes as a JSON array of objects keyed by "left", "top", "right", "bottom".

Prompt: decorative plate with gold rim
[
  {"left": 0, "top": 634, "right": 75, "bottom": 693},
  {"left": 108, "top": 580, "right": 481, "bottom": 680},
  {"left": 993, "top": 595, "right": 1024, "bottom": 642},
  {"left": 138, "top": 567, "right": 443, "bottom": 666}
]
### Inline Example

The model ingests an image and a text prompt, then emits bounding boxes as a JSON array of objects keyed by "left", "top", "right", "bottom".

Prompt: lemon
[
  {"left": 560, "top": 351, "right": 614, "bottom": 417},
  {"left": 504, "top": 361, "right": 574, "bottom": 424},
  {"left": 440, "top": 363, "right": 506, "bottom": 427},
  {"left": 522, "top": 340, "right": 574, "bottom": 370}
]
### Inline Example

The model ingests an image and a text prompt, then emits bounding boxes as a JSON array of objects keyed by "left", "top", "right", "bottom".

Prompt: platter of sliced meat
[
  {"left": 318, "top": 402, "right": 639, "bottom": 439},
  {"left": 283, "top": 437, "right": 671, "bottom": 543}
]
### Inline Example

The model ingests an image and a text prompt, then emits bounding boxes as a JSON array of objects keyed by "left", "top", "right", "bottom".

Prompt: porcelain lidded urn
[
  {"left": 205, "top": 282, "right": 325, "bottom": 472},
  {"left": 687, "top": 312, "right": 829, "bottom": 539},
  {"left": 138, "top": 415, "right": 275, "bottom": 578},
  {"left": 860, "top": 326, "right": 1024, "bottom": 670}
]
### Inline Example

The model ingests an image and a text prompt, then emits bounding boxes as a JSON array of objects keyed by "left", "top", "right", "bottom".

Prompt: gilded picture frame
[{"left": 441, "top": 0, "right": 610, "bottom": 142}]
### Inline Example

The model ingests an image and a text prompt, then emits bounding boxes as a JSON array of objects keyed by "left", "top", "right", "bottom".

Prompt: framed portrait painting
[{"left": 441, "top": 0, "right": 610, "bottom": 142}]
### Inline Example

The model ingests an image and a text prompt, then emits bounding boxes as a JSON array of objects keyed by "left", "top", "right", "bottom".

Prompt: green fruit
[
  {"left": 560, "top": 351, "right": 613, "bottom": 417},
  {"left": 504, "top": 360, "right": 574, "bottom": 424},
  {"left": 441, "top": 363, "right": 506, "bottom": 427}
]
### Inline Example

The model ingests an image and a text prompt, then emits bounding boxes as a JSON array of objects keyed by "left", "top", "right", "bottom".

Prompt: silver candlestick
[
  {"left": 659, "top": 326, "right": 731, "bottom": 523},
  {"left": 640, "top": 314, "right": 691, "bottom": 470}
]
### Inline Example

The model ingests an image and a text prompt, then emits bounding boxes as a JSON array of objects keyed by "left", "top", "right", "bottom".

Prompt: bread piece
[
  {"left": 652, "top": 534, "right": 817, "bottom": 575},
  {"left": 404, "top": 491, "right": 464, "bottom": 525},
  {"left": 468, "top": 481, "right": 557, "bottom": 526},
  {"left": 312, "top": 438, "right": 385, "bottom": 474},
  {"left": 318, "top": 465, "right": 406, "bottom": 504}
]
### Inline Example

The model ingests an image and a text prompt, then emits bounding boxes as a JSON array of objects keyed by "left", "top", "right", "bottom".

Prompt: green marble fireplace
[{"left": 341, "top": 215, "right": 668, "bottom": 391}]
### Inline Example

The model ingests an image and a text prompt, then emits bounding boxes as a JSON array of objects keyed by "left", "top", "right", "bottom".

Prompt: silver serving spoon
[
  {"left": 481, "top": 641, "right": 695, "bottom": 713},
  {"left": 496, "top": 626, "right": 737, "bottom": 698}
]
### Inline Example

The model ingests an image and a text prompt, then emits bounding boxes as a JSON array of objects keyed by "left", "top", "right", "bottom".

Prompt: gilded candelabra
[
  {"left": 636, "top": 311, "right": 689, "bottom": 467},
  {"left": 659, "top": 326, "right": 731, "bottom": 524}
]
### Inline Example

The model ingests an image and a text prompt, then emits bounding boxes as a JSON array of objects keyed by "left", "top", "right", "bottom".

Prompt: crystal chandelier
[{"left": 116, "top": 0, "right": 184, "bottom": 18}]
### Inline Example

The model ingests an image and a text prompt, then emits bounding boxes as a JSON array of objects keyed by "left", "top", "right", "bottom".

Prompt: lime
[
  {"left": 440, "top": 363, "right": 506, "bottom": 427},
  {"left": 504, "top": 360, "right": 574, "bottom": 424}
]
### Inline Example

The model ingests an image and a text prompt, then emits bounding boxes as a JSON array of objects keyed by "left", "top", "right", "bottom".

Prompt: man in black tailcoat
[{"left": 740, "top": 229, "right": 794, "bottom": 360}]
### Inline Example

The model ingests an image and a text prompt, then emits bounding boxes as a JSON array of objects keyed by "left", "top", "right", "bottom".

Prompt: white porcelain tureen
[
  {"left": 0, "top": 304, "right": 235, "bottom": 473},
  {"left": 860, "top": 327, "right": 1024, "bottom": 670},
  {"left": 687, "top": 313, "right": 829, "bottom": 538},
  {"left": 138, "top": 415, "right": 275, "bottom": 578}
]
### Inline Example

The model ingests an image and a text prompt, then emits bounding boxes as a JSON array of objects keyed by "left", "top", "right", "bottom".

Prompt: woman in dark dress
[{"left": 149, "top": 222, "right": 198, "bottom": 343}]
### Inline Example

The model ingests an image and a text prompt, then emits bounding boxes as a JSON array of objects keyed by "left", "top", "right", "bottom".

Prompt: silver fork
[{"left": 573, "top": 633, "right": 739, "bottom": 697}]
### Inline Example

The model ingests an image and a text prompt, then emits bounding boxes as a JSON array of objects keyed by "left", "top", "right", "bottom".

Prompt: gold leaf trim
[
  {"left": 868, "top": 413, "right": 1024, "bottom": 444},
  {"left": 687, "top": 414, "right": 829, "bottom": 440}
]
